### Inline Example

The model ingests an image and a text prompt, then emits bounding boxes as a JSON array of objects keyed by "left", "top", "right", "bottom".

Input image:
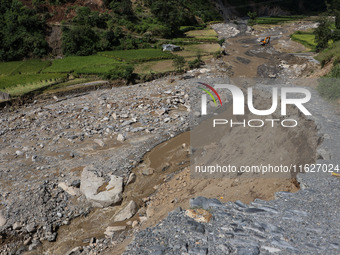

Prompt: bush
[
  {"left": 218, "top": 38, "right": 226, "bottom": 46},
  {"left": 62, "top": 25, "right": 99, "bottom": 56},
  {"left": 172, "top": 55, "right": 186, "bottom": 72},
  {"left": 213, "top": 50, "right": 222, "bottom": 58},
  {"left": 188, "top": 53, "right": 204, "bottom": 69},
  {"left": 72, "top": 7, "right": 109, "bottom": 29},
  {"left": 336, "top": 11, "right": 340, "bottom": 29},
  {"left": 315, "top": 41, "right": 340, "bottom": 65},
  {"left": 188, "top": 59, "right": 203, "bottom": 69},
  {"left": 314, "top": 15, "right": 332, "bottom": 52},
  {"left": 103, "top": 65, "right": 134, "bottom": 80},
  {"left": 247, "top": 11, "right": 257, "bottom": 20}
]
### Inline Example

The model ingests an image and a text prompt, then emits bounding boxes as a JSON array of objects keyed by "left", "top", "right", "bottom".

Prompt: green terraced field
[
  {"left": 98, "top": 49, "right": 174, "bottom": 62},
  {"left": 43, "top": 55, "right": 121, "bottom": 74},
  {"left": 0, "top": 59, "right": 50, "bottom": 76},
  {"left": 290, "top": 31, "right": 317, "bottom": 51},
  {"left": 0, "top": 73, "right": 67, "bottom": 91}
]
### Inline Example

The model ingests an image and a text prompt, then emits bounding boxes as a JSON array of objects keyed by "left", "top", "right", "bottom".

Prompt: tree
[
  {"left": 0, "top": 0, "right": 49, "bottom": 61},
  {"left": 247, "top": 11, "right": 257, "bottom": 20},
  {"left": 62, "top": 25, "right": 99, "bottom": 56},
  {"left": 335, "top": 10, "right": 340, "bottom": 29},
  {"left": 314, "top": 16, "right": 332, "bottom": 52},
  {"left": 72, "top": 7, "right": 108, "bottom": 29},
  {"left": 108, "top": 0, "right": 133, "bottom": 15},
  {"left": 173, "top": 55, "right": 186, "bottom": 72}
]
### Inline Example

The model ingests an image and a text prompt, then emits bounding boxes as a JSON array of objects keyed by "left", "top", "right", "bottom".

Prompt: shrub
[
  {"left": 72, "top": 7, "right": 109, "bottom": 29},
  {"left": 314, "top": 15, "right": 332, "bottom": 52},
  {"left": 188, "top": 53, "right": 204, "bottom": 69},
  {"left": 247, "top": 11, "right": 257, "bottom": 20},
  {"left": 103, "top": 65, "right": 134, "bottom": 80},
  {"left": 218, "top": 38, "right": 226, "bottom": 46},
  {"left": 172, "top": 55, "right": 186, "bottom": 72},
  {"left": 62, "top": 25, "right": 99, "bottom": 56}
]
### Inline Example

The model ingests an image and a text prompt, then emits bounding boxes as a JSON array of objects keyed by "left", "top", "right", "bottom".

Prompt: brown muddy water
[{"left": 29, "top": 132, "right": 190, "bottom": 255}]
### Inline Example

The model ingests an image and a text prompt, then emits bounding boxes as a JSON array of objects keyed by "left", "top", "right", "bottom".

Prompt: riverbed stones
[
  {"left": 114, "top": 201, "right": 138, "bottom": 222},
  {"left": 26, "top": 222, "right": 37, "bottom": 233},
  {"left": 126, "top": 173, "right": 136, "bottom": 185},
  {"left": 104, "top": 226, "right": 127, "bottom": 238},
  {"left": 316, "top": 148, "right": 331, "bottom": 160},
  {"left": 80, "top": 166, "right": 123, "bottom": 208},
  {"left": 117, "top": 134, "right": 125, "bottom": 142},
  {"left": 15, "top": 150, "right": 24, "bottom": 156},
  {"left": 58, "top": 182, "right": 80, "bottom": 196},
  {"left": 141, "top": 168, "right": 154, "bottom": 176},
  {"left": 185, "top": 208, "right": 212, "bottom": 223},
  {"left": 0, "top": 212, "right": 6, "bottom": 227},
  {"left": 94, "top": 139, "right": 105, "bottom": 147},
  {"left": 12, "top": 222, "right": 22, "bottom": 230},
  {"left": 0, "top": 92, "right": 10, "bottom": 101}
]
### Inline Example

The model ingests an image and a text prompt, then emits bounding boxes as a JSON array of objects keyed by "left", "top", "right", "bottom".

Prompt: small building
[{"left": 162, "top": 44, "right": 181, "bottom": 52}]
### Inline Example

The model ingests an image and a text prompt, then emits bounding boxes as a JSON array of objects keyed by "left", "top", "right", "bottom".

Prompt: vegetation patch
[
  {"left": 0, "top": 73, "right": 67, "bottom": 95},
  {"left": 315, "top": 40, "right": 340, "bottom": 66},
  {"left": 43, "top": 55, "right": 120, "bottom": 74},
  {"left": 185, "top": 29, "right": 218, "bottom": 39},
  {"left": 0, "top": 61, "right": 23, "bottom": 76},
  {"left": 167, "top": 37, "right": 218, "bottom": 44},
  {"left": 290, "top": 31, "right": 317, "bottom": 51},
  {"left": 250, "top": 16, "right": 305, "bottom": 25},
  {"left": 174, "top": 43, "right": 221, "bottom": 57},
  {"left": 98, "top": 49, "right": 174, "bottom": 62},
  {"left": 134, "top": 60, "right": 175, "bottom": 74},
  {"left": 42, "top": 78, "right": 96, "bottom": 94}
]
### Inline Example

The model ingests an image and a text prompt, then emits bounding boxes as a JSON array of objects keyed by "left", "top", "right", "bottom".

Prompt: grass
[
  {"left": 98, "top": 49, "right": 174, "bottom": 62},
  {"left": 174, "top": 43, "right": 221, "bottom": 57},
  {"left": 185, "top": 29, "right": 218, "bottom": 38},
  {"left": 0, "top": 59, "right": 50, "bottom": 76},
  {"left": 169, "top": 37, "right": 219, "bottom": 44},
  {"left": 42, "top": 78, "right": 96, "bottom": 94},
  {"left": 251, "top": 15, "right": 305, "bottom": 25},
  {"left": 0, "top": 61, "right": 23, "bottom": 76},
  {"left": 43, "top": 55, "right": 121, "bottom": 74},
  {"left": 135, "top": 59, "right": 175, "bottom": 74},
  {"left": 315, "top": 41, "right": 340, "bottom": 66},
  {"left": 0, "top": 73, "right": 67, "bottom": 96},
  {"left": 180, "top": 25, "right": 206, "bottom": 33},
  {"left": 290, "top": 30, "right": 317, "bottom": 51}
]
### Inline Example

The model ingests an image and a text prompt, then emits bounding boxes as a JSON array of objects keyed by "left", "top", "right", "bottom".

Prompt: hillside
[
  {"left": 0, "top": 0, "right": 327, "bottom": 61},
  {"left": 0, "top": 0, "right": 222, "bottom": 61}
]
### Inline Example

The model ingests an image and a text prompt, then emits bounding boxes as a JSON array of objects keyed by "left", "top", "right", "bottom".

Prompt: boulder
[
  {"left": 80, "top": 166, "right": 123, "bottom": 208},
  {"left": 114, "top": 201, "right": 138, "bottom": 222},
  {"left": 117, "top": 134, "right": 125, "bottom": 142},
  {"left": 104, "top": 226, "right": 126, "bottom": 238}
]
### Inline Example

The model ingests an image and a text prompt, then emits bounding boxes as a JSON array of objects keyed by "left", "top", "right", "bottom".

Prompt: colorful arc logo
[{"left": 198, "top": 82, "right": 222, "bottom": 106}]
